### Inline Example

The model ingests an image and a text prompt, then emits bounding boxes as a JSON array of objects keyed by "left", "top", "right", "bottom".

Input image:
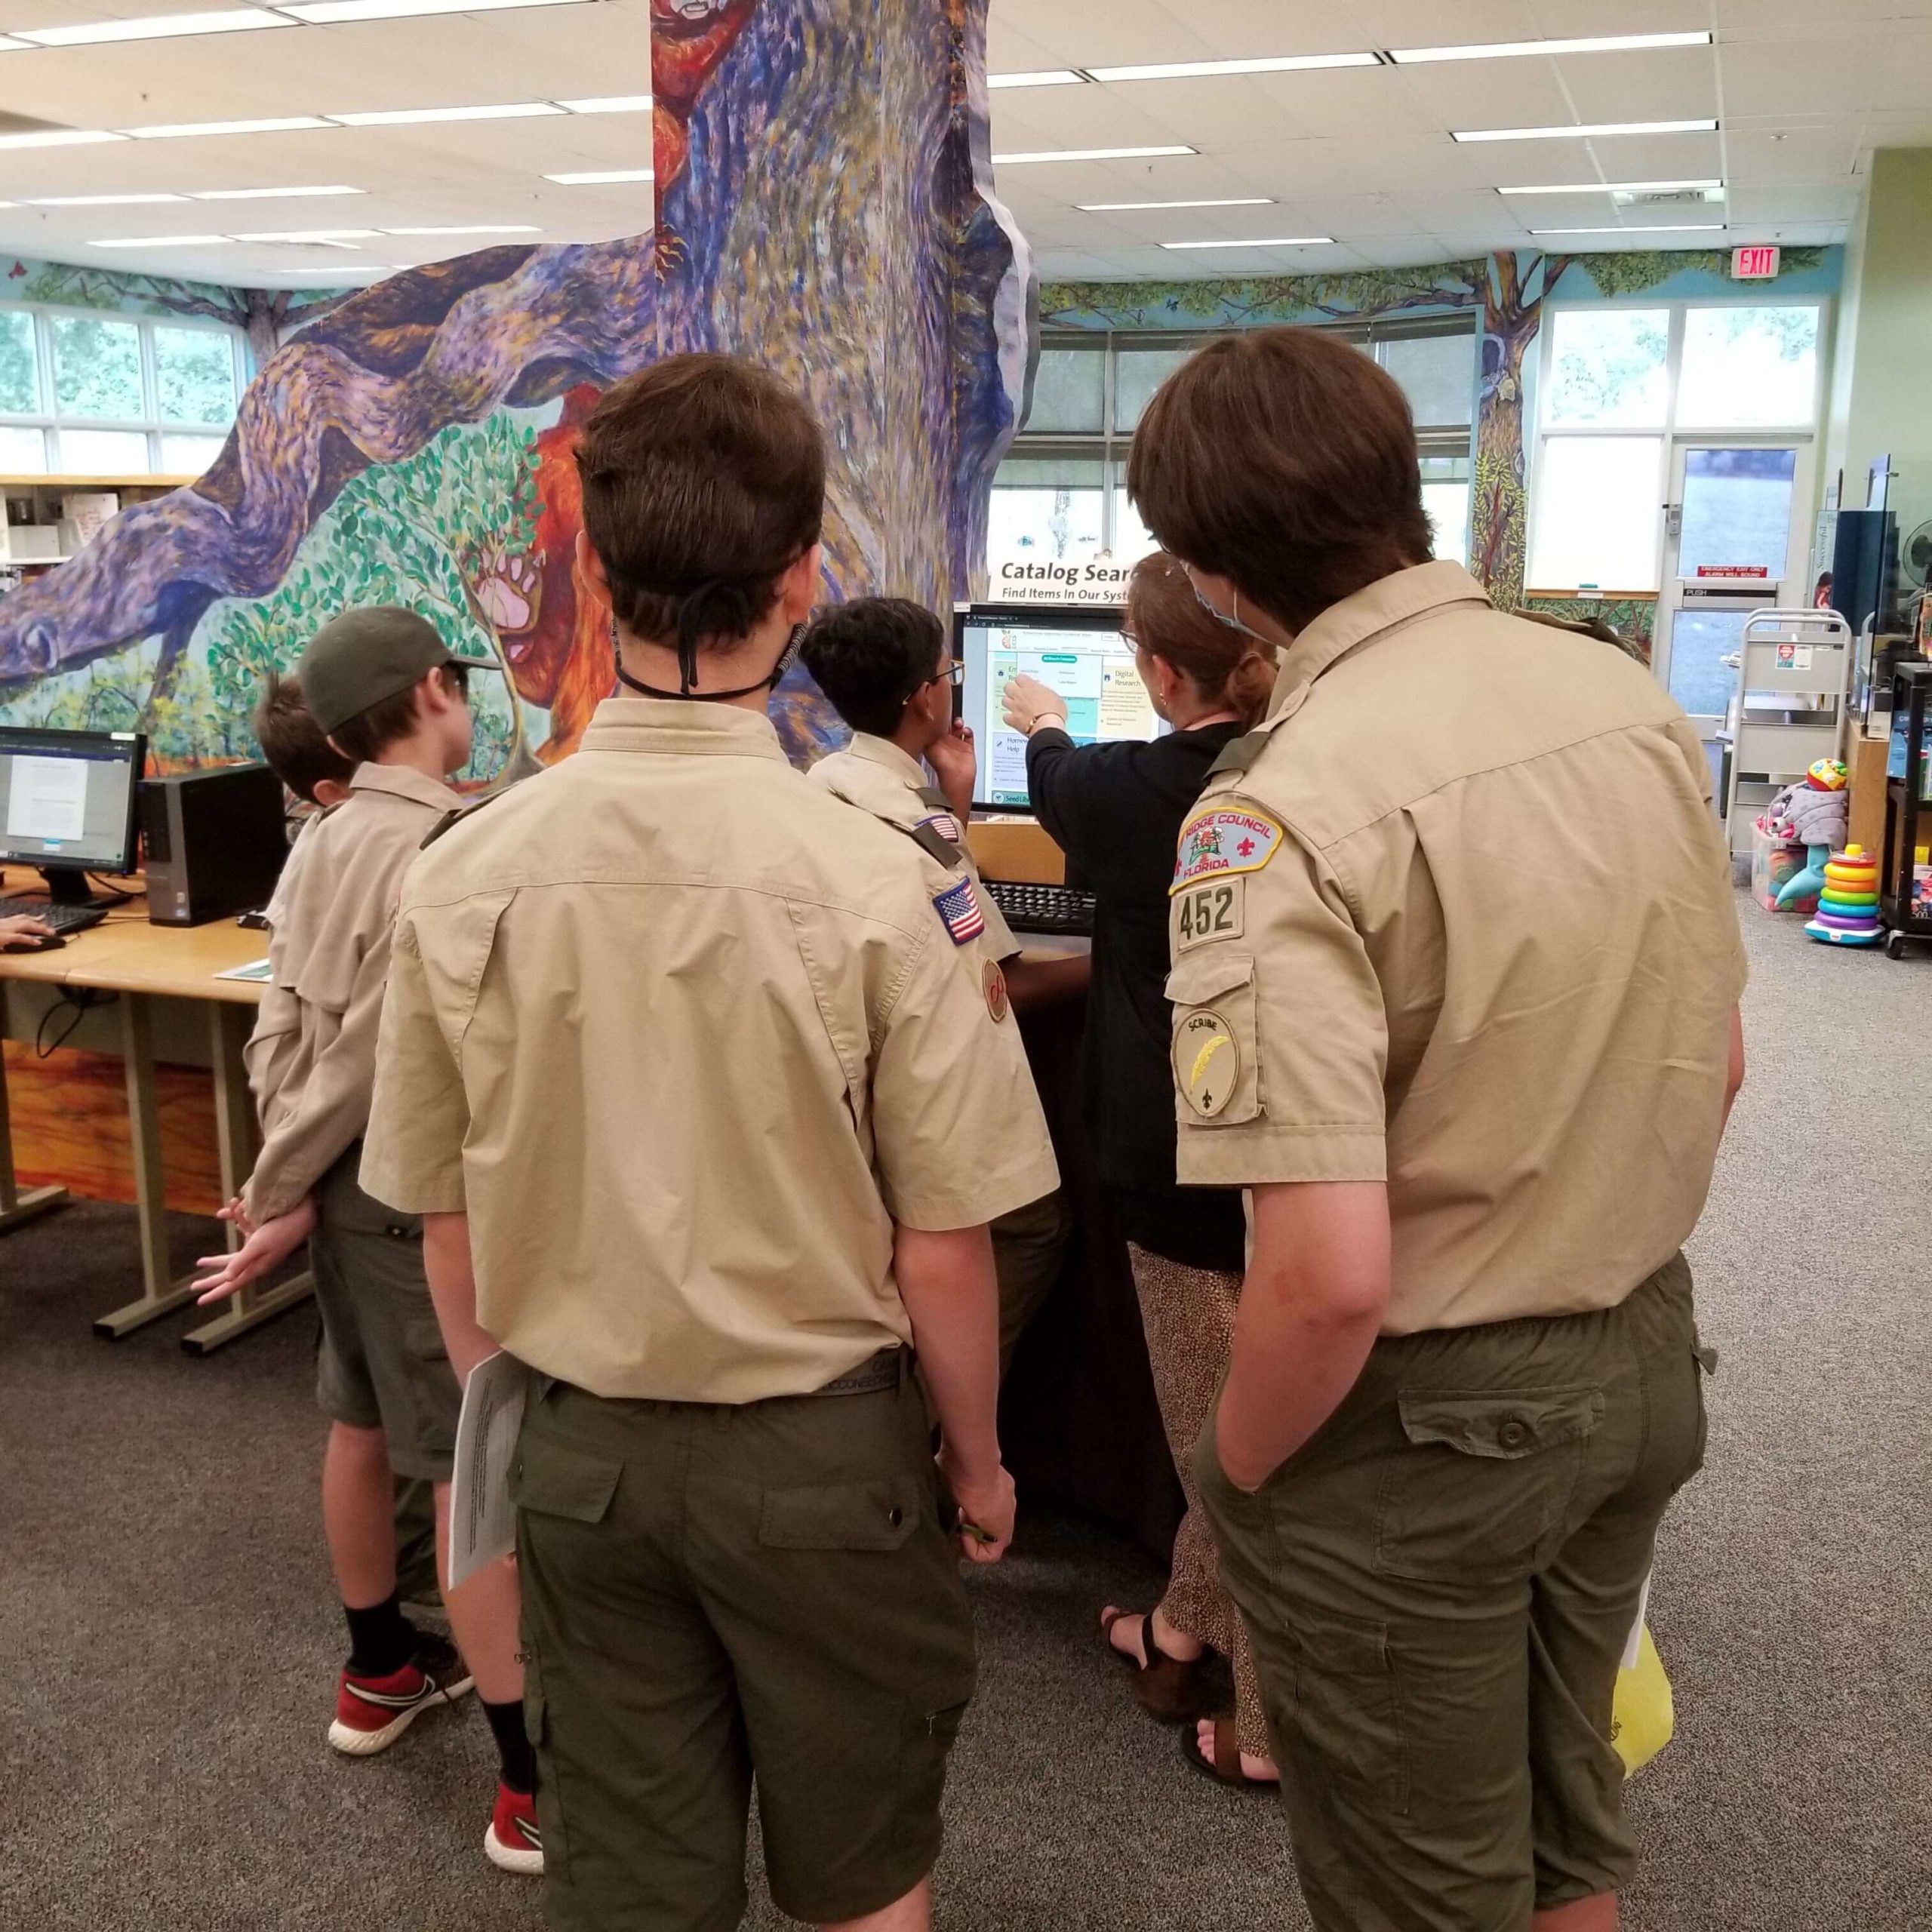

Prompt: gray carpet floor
[{"left": 3, "top": 893, "right": 1929, "bottom": 1930}]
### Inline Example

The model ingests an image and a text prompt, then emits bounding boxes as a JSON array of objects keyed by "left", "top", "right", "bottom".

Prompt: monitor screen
[
  {"left": 0, "top": 725, "right": 144, "bottom": 873},
  {"left": 955, "top": 603, "right": 1164, "bottom": 811}
]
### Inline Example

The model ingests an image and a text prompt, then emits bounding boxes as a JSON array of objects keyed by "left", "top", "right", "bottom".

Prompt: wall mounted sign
[{"left": 1732, "top": 244, "right": 1780, "bottom": 280}]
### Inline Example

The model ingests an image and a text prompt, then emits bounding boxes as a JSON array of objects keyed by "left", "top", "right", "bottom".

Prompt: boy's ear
[{"left": 312, "top": 777, "right": 352, "bottom": 808}]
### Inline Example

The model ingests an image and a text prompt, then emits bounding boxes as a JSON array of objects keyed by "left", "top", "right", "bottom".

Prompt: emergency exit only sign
[{"left": 1733, "top": 244, "right": 1780, "bottom": 279}]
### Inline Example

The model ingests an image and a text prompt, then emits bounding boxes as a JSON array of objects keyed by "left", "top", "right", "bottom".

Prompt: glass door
[{"left": 1654, "top": 441, "right": 1809, "bottom": 736}]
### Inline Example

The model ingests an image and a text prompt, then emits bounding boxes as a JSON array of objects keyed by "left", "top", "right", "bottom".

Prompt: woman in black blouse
[{"left": 1001, "top": 552, "right": 1281, "bottom": 1789}]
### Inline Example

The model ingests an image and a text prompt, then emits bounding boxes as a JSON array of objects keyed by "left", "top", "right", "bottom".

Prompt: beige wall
[{"left": 1825, "top": 148, "right": 1932, "bottom": 543}]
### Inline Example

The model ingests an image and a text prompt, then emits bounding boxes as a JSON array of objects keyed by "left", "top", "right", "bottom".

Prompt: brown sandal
[
  {"left": 1100, "top": 1607, "right": 1208, "bottom": 1722},
  {"left": 1180, "top": 1717, "right": 1278, "bottom": 1794}
]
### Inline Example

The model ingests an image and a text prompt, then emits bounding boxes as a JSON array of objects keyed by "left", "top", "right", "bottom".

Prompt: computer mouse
[{"left": 2, "top": 932, "right": 66, "bottom": 953}]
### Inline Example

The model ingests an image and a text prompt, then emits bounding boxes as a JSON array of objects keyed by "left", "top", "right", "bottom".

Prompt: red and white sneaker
[
  {"left": 327, "top": 1632, "right": 474, "bottom": 1756},
  {"left": 485, "top": 1783, "right": 544, "bottom": 1875}
]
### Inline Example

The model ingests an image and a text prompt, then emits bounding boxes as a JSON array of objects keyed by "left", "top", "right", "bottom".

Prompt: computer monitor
[
  {"left": 0, "top": 724, "right": 146, "bottom": 904},
  {"left": 954, "top": 601, "right": 1164, "bottom": 811}
]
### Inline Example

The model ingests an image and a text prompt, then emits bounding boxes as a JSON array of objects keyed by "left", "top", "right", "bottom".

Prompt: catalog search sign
[{"left": 1732, "top": 245, "right": 1780, "bottom": 281}]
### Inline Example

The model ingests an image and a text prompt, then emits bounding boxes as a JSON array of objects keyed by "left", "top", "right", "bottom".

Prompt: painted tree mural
[{"left": 0, "top": 0, "right": 1033, "bottom": 774}]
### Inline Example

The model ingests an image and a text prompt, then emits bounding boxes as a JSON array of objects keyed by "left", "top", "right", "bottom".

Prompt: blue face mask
[{"left": 1183, "top": 565, "right": 1273, "bottom": 645}]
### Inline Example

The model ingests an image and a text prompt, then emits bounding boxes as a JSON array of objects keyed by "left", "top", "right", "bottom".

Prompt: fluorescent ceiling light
[
  {"left": 1088, "top": 51, "right": 1376, "bottom": 81},
  {"left": 92, "top": 235, "right": 230, "bottom": 248},
  {"left": 544, "top": 168, "right": 653, "bottom": 185},
  {"left": 286, "top": 0, "right": 581, "bottom": 18},
  {"left": 0, "top": 128, "right": 126, "bottom": 149},
  {"left": 988, "top": 69, "right": 1088, "bottom": 89},
  {"left": 1499, "top": 179, "right": 1722, "bottom": 195},
  {"left": 1390, "top": 31, "right": 1710, "bottom": 63},
  {"left": 20, "top": 8, "right": 291, "bottom": 46},
  {"left": 1079, "top": 196, "right": 1274, "bottom": 211},
  {"left": 1529, "top": 223, "right": 1726, "bottom": 235},
  {"left": 555, "top": 94, "right": 653, "bottom": 113},
  {"left": 1454, "top": 118, "right": 1718, "bottom": 143},
  {"left": 382, "top": 223, "right": 540, "bottom": 235},
  {"left": 127, "top": 117, "right": 331, "bottom": 138},
  {"left": 0, "top": 35, "right": 29, "bottom": 51},
  {"left": 25, "top": 192, "right": 187, "bottom": 206},
  {"left": 231, "top": 228, "right": 377, "bottom": 244},
  {"left": 993, "top": 143, "right": 1195, "bottom": 164},
  {"left": 330, "top": 102, "right": 563, "bottom": 125},
  {"left": 191, "top": 184, "right": 365, "bottom": 199},
  {"left": 1161, "top": 234, "right": 1334, "bottom": 249}
]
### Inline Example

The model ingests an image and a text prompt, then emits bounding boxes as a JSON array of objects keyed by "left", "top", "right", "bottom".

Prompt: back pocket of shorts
[
  {"left": 1377, "top": 1386, "right": 1603, "bottom": 1583},
  {"left": 758, "top": 1476, "right": 924, "bottom": 1552}
]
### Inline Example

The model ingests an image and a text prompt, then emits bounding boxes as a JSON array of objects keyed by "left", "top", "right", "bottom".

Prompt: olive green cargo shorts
[
  {"left": 310, "top": 1146, "right": 457, "bottom": 1482},
  {"left": 511, "top": 1353, "right": 977, "bottom": 1932},
  {"left": 1197, "top": 1254, "right": 1711, "bottom": 1932}
]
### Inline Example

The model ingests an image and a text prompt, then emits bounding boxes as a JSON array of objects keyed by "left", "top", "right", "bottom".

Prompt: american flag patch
[
  {"left": 918, "top": 811, "right": 964, "bottom": 846},
  {"left": 932, "top": 876, "right": 986, "bottom": 946}
]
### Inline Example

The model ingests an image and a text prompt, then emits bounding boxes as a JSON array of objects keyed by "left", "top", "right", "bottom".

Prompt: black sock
[
  {"left": 482, "top": 1697, "right": 538, "bottom": 1795},
  {"left": 343, "top": 1591, "right": 417, "bottom": 1678}
]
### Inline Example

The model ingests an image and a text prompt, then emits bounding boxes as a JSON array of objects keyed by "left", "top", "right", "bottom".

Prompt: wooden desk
[{"left": 0, "top": 874, "right": 310, "bottom": 1353}]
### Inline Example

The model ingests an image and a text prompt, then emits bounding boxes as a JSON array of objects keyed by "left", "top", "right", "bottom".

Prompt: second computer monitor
[{"left": 955, "top": 602, "right": 1164, "bottom": 811}]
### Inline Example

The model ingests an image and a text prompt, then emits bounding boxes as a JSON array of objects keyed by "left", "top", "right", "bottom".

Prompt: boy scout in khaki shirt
[
  {"left": 194, "top": 611, "right": 540, "bottom": 1877},
  {"left": 800, "top": 595, "right": 1085, "bottom": 1370},
  {"left": 361, "top": 355, "right": 1058, "bottom": 1932},
  {"left": 1128, "top": 329, "right": 1747, "bottom": 1930}
]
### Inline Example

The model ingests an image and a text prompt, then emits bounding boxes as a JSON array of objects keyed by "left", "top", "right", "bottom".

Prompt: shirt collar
[
  {"left": 348, "top": 761, "right": 466, "bottom": 811},
  {"left": 844, "top": 731, "right": 930, "bottom": 790},
  {"left": 579, "top": 694, "right": 790, "bottom": 763},
  {"left": 1266, "top": 561, "right": 1493, "bottom": 724}
]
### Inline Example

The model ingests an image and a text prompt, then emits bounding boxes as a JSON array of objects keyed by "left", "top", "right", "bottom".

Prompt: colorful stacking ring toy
[{"left": 1805, "top": 844, "right": 1884, "bottom": 946}]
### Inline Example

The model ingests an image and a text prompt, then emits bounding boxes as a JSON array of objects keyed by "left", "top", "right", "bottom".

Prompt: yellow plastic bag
[{"left": 1609, "top": 1624, "right": 1675, "bottom": 1778}]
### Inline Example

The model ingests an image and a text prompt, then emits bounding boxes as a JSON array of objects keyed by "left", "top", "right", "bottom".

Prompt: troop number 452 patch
[{"left": 1171, "top": 806, "right": 1284, "bottom": 894}]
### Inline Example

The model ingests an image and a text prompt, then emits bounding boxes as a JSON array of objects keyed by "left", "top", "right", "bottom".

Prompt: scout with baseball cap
[
  {"left": 360, "top": 355, "right": 1059, "bottom": 1932},
  {"left": 194, "top": 605, "right": 542, "bottom": 1876}
]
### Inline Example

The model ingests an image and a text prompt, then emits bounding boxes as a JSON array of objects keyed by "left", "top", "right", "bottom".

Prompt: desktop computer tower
[{"left": 139, "top": 764, "right": 290, "bottom": 926}]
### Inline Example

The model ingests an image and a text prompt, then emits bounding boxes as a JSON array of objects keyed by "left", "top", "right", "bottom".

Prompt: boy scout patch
[
  {"left": 918, "top": 810, "right": 965, "bottom": 847},
  {"left": 932, "top": 875, "right": 986, "bottom": 946},
  {"left": 983, "top": 958, "right": 1009, "bottom": 1023},
  {"left": 1173, "top": 878, "right": 1244, "bottom": 952},
  {"left": 1171, "top": 806, "right": 1284, "bottom": 894},
  {"left": 1174, "top": 1010, "right": 1240, "bottom": 1119}
]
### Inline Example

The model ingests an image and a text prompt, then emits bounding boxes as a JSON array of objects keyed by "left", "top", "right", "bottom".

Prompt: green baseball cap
[{"left": 298, "top": 607, "right": 463, "bottom": 735}]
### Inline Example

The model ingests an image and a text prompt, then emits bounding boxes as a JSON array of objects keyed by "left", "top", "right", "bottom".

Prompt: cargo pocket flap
[
  {"left": 1164, "top": 952, "right": 1255, "bottom": 1005},
  {"left": 758, "top": 1474, "right": 922, "bottom": 1552},
  {"left": 1398, "top": 1386, "right": 1604, "bottom": 1460},
  {"left": 509, "top": 1441, "right": 622, "bottom": 1523}
]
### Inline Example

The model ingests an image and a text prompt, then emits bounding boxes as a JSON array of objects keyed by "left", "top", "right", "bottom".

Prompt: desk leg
[
  {"left": 0, "top": 980, "right": 66, "bottom": 1233},
  {"left": 94, "top": 993, "right": 202, "bottom": 1338},
  {"left": 180, "top": 1002, "right": 312, "bottom": 1355}
]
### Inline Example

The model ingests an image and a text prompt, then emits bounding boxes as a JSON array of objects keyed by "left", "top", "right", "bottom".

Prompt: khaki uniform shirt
[
  {"left": 242, "top": 761, "right": 463, "bottom": 1223},
  {"left": 807, "top": 732, "right": 1020, "bottom": 965},
  {"left": 360, "top": 697, "right": 1060, "bottom": 1405},
  {"left": 1168, "top": 561, "right": 1746, "bottom": 1333}
]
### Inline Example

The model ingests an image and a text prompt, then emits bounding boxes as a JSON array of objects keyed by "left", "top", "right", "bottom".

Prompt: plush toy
[{"left": 1758, "top": 760, "right": 1850, "bottom": 849}]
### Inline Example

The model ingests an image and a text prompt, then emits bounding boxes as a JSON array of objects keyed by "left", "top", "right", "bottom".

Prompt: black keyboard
[
  {"left": 0, "top": 895, "right": 106, "bottom": 934},
  {"left": 985, "top": 879, "right": 1096, "bottom": 938}
]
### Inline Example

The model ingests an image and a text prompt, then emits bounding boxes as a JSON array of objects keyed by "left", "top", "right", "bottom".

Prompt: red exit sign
[{"left": 1733, "top": 244, "right": 1780, "bottom": 280}]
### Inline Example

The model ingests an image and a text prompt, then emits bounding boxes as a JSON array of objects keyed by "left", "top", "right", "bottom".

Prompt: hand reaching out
[{"left": 1001, "top": 675, "right": 1068, "bottom": 736}]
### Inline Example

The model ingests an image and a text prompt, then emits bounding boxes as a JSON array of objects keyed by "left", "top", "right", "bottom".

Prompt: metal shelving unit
[{"left": 1721, "top": 608, "right": 1853, "bottom": 860}]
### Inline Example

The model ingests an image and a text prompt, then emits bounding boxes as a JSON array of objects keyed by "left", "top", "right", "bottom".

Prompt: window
[
  {"left": 1529, "top": 300, "right": 1824, "bottom": 593},
  {"left": 992, "top": 320, "right": 1478, "bottom": 579},
  {"left": 1677, "top": 306, "right": 1820, "bottom": 429},
  {"left": 0, "top": 303, "right": 245, "bottom": 478}
]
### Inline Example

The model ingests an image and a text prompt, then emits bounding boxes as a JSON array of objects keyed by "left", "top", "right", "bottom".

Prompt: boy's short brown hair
[
  {"left": 576, "top": 352, "right": 823, "bottom": 651},
  {"left": 326, "top": 661, "right": 470, "bottom": 768},
  {"left": 1127, "top": 327, "right": 1433, "bottom": 633},
  {"left": 252, "top": 672, "right": 355, "bottom": 804}
]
